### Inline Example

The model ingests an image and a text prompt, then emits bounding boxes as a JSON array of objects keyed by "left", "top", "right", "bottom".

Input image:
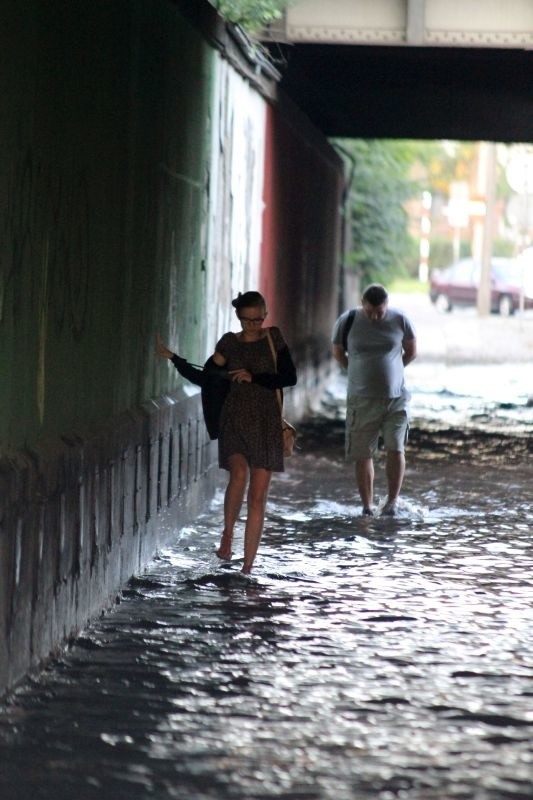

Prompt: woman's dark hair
[
  {"left": 231, "top": 291, "right": 266, "bottom": 311},
  {"left": 362, "top": 283, "right": 388, "bottom": 306}
]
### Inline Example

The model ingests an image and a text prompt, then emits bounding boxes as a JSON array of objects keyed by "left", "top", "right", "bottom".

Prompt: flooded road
[
  {"left": 1, "top": 390, "right": 532, "bottom": 799},
  {"left": 1, "top": 297, "right": 532, "bottom": 799}
]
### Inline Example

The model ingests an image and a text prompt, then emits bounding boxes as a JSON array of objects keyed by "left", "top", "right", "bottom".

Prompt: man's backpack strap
[{"left": 342, "top": 309, "right": 356, "bottom": 352}]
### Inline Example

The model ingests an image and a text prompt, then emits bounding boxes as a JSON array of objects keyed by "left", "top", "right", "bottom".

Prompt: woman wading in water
[{"left": 157, "top": 291, "right": 297, "bottom": 574}]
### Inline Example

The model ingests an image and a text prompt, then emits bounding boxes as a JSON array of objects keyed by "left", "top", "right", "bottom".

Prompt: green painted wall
[{"left": 0, "top": 0, "right": 213, "bottom": 449}]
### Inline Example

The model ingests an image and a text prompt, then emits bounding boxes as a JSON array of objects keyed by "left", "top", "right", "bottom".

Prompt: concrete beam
[
  {"left": 407, "top": 0, "right": 425, "bottom": 46},
  {"left": 281, "top": 0, "right": 533, "bottom": 49}
]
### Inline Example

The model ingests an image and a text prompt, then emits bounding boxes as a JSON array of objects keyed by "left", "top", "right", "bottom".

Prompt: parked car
[{"left": 429, "top": 257, "right": 533, "bottom": 315}]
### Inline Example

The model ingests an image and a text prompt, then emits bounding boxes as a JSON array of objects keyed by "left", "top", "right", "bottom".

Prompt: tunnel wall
[
  {"left": 260, "top": 96, "right": 344, "bottom": 415},
  {"left": 0, "top": 0, "right": 224, "bottom": 698},
  {"left": 204, "top": 56, "right": 266, "bottom": 344},
  {"left": 0, "top": 0, "right": 343, "bottom": 697}
]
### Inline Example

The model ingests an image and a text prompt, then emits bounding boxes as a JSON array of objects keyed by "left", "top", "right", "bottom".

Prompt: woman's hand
[
  {"left": 156, "top": 333, "right": 174, "bottom": 360},
  {"left": 229, "top": 368, "right": 252, "bottom": 383}
]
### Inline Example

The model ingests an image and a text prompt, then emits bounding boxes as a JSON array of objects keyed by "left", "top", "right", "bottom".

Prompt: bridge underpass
[
  {"left": 261, "top": 42, "right": 533, "bottom": 141},
  {"left": 260, "top": 1, "right": 533, "bottom": 339},
  {"left": 1, "top": 1, "right": 532, "bottom": 797},
  {"left": 262, "top": 0, "right": 533, "bottom": 141}
]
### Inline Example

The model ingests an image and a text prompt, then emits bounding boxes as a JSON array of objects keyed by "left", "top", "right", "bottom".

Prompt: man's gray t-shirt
[{"left": 332, "top": 307, "right": 416, "bottom": 398}]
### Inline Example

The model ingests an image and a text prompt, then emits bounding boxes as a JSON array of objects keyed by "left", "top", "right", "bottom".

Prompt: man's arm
[
  {"left": 402, "top": 338, "right": 417, "bottom": 367},
  {"left": 332, "top": 343, "right": 348, "bottom": 370}
]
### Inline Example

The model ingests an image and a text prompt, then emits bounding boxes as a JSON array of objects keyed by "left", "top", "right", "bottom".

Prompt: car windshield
[
  {"left": 449, "top": 259, "right": 475, "bottom": 281},
  {"left": 493, "top": 261, "right": 529, "bottom": 284}
]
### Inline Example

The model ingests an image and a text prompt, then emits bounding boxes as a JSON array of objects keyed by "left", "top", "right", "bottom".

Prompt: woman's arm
[
  {"left": 251, "top": 345, "right": 297, "bottom": 389},
  {"left": 156, "top": 333, "right": 175, "bottom": 360},
  {"left": 170, "top": 354, "right": 204, "bottom": 386},
  {"left": 157, "top": 335, "right": 223, "bottom": 387}
]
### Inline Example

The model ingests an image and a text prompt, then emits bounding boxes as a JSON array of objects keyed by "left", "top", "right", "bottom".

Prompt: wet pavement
[{"left": 1, "top": 300, "right": 532, "bottom": 800}]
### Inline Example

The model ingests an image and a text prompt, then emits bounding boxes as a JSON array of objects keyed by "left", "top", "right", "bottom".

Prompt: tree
[
  {"left": 335, "top": 139, "right": 418, "bottom": 286},
  {"left": 211, "top": 1, "right": 291, "bottom": 33}
]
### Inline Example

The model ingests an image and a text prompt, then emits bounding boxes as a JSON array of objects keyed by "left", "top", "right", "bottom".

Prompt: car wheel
[
  {"left": 435, "top": 293, "right": 452, "bottom": 313},
  {"left": 498, "top": 294, "right": 514, "bottom": 316}
]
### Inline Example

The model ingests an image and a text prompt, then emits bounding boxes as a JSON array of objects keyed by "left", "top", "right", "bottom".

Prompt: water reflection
[
  {"left": 0, "top": 409, "right": 532, "bottom": 799},
  {"left": 409, "top": 360, "right": 533, "bottom": 434}
]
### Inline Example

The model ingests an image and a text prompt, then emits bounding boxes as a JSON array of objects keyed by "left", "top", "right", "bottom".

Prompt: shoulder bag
[{"left": 265, "top": 329, "right": 297, "bottom": 457}]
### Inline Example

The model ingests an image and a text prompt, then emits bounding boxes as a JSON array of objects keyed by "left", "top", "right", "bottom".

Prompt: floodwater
[{"left": 1, "top": 364, "right": 532, "bottom": 800}]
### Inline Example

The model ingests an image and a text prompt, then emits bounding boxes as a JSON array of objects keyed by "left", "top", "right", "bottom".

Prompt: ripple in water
[{"left": 0, "top": 422, "right": 532, "bottom": 800}]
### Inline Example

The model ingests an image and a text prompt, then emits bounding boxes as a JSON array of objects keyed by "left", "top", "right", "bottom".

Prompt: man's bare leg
[
  {"left": 241, "top": 467, "right": 272, "bottom": 574},
  {"left": 383, "top": 450, "right": 405, "bottom": 514},
  {"left": 356, "top": 457, "right": 374, "bottom": 513},
  {"left": 217, "top": 454, "right": 248, "bottom": 559}
]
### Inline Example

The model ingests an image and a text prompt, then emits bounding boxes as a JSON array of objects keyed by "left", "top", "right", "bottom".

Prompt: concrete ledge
[{"left": 0, "top": 390, "right": 219, "bottom": 699}]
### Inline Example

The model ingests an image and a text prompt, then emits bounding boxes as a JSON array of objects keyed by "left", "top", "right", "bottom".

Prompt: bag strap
[
  {"left": 342, "top": 308, "right": 356, "bottom": 352},
  {"left": 265, "top": 328, "right": 283, "bottom": 416}
]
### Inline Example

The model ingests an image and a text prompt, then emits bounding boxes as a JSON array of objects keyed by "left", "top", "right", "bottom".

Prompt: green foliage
[
  {"left": 428, "top": 236, "right": 472, "bottom": 271},
  {"left": 212, "top": 0, "right": 290, "bottom": 32},
  {"left": 428, "top": 237, "right": 513, "bottom": 271},
  {"left": 493, "top": 239, "right": 514, "bottom": 257},
  {"left": 404, "top": 234, "right": 422, "bottom": 278},
  {"left": 388, "top": 277, "right": 429, "bottom": 294},
  {"left": 336, "top": 139, "right": 417, "bottom": 286},
  {"left": 412, "top": 140, "right": 478, "bottom": 194},
  {"left": 335, "top": 139, "right": 517, "bottom": 287}
]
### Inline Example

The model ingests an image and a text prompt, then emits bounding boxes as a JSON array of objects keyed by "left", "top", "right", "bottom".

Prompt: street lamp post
[
  {"left": 505, "top": 145, "right": 533, "bottom": 316},
  {"left": 476, "top": 142, "right": 496, "bottom": 317}
]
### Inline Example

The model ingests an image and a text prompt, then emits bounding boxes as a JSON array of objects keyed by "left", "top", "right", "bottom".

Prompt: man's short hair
[{"left": 362, "top": 284, "right": 388, "bottom": 306}]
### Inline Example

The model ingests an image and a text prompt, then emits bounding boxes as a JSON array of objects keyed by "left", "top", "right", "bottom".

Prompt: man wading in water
[{"left": 331, "top": 284, "right": 417, "bottom": 517}]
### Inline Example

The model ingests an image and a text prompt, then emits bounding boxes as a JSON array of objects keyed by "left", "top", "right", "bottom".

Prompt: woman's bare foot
[
  {"left": 241, "top": 562, "right": 253, "bottom": 575},
  {"left": 216, "top": 529, "right": 233, "bottom": 560}
]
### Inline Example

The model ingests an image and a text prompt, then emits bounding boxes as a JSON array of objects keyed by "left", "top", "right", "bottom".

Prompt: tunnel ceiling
[{"left": 264, "top": 42, "right": 533, "bottom": 143}]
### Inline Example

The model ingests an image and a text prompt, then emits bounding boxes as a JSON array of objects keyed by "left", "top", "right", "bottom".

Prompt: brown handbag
[{"left": 265, "top": 329, "right": 297, "bottom": 457}]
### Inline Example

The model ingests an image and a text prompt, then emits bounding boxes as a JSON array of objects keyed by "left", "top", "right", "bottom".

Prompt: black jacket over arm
[
  {"left": 251, "top": 345, "right": 297, "bottom": 391},
  {"left": 171, "top": 355, "right": 229, "bottom": 440},
  {"left": 171, "top": 342, "right": 297, "bottom": 439}
]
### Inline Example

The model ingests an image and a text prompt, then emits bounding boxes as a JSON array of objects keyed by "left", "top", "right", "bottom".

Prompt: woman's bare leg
[
  {"left": 217, "top": 454, "right": 248, "bottom": 559},
  {"left": 241, "top": 467, "right": 272, "bottom": 574}
]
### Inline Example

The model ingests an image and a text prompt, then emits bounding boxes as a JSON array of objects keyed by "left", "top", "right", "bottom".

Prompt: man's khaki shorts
[{"left": 345, "top": 394, "right": 410, "bottom": 460}]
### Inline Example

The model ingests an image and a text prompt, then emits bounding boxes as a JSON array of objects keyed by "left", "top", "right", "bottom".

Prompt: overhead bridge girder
[{"left": 268, "top": 0, "right": 533, "bottom": 49}]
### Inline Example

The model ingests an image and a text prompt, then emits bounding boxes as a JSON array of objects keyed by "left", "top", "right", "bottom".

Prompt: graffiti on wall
[
  {"left": 1, "top": 147, "right": 91, "bottom": 426},
  {"left": 1, "top": 148, "right": 91, "bottom": 337}
]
